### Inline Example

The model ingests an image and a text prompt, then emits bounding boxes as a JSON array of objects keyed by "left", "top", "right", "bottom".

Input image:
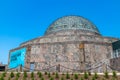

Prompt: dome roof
[{"left": 45, "top": 15, "right": 100, "bottom": 35}]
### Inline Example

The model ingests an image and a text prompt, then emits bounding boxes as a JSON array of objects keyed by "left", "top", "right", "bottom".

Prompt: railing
[{"left": 6, "top": 60, "right": 120, "bottom": 72}]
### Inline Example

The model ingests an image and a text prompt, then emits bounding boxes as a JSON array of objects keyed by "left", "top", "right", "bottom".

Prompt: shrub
[
  {"left": 112, "top": 71, "right": 117, "bottom": 78},
  {"left": 80, "top": 77, "right": 84, "bottom": 80},
  {"left": 66, "top": 72, "right": 70, "bottom": 79},
  {"left": 88, "top": 71, "right": 91, "bottom": 76},
  {"left": 61, "top": 77, "right": 64, "bottom": 80},
  {"left": 84, "top": 72, "right": 88, "bottom": 79},
  {"left": 104, "top": 71, "right": 109, "bottom": 79},
  {"left": 10, "top": 72, "right": 14, "bottom": 78},
  {"left": 2, "top": 72, "right": 6, "bottom": 77},
  {"left": 0, "top": 77, "right": 4, "bottom": 80},
  {"left": 37, "top": 71, "right": 40, "bottom": 75},
  {"left": 49, "top": 77, "right": 54, "bottom": 80},
  {"left": 23, "top": 76, "right": 26, "bottom": 80},
  {"left": 74, "top": 74, "right": 78, "bottom": 79},
  {"left": 15, "top": 76, "right": 18, "bottom": 80},
  {"left": 24, "top": 71, "right": 27, "bottom": 78},
  {"left": 8, "top": 77, "right": 10, "bottom": 80},
  {"left": 112, "top": 77, "right": 116, "bottom": 80},
  {"left": 32, "top": 78, "right": 34, "bottom": 80},
  {"left": 45, "top": 72, "right": 47, "bottom": 75},
  {"left": 92, "top": 76, "right": 95, "bottom": 80},
  {"left": 40, "top": 77, "right": 44, "bottom": 80},
  {"left": 48, "top": 72, "right": 51, "bottom": 78},
  {"left": 31, "top": 72, "right": 34, "bottom": 78},
  {"left": 16, "top": 72, "right": 20, "bottom": 77},
  {"left": 38, "top": 72, "right": 42, "bottom": 78},
  {"left": 94, "top": 72, "right": 98, "bottom": 79},
  {"left": 55, "top": 72, "right": 59, "bottom": 78}
]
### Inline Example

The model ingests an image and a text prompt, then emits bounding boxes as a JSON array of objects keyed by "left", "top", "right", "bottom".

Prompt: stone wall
[
  {"left": 9, "top": 30, "right": 118, "bottom": 72},
  {"left": 28, "top": 41, "right": 112, "bottom": 72},
  {"left": 20, "top": 30, "right": 118, "bottom": 47},
  {"left": 110, "top": 57, "right": 120, "bottom": 71}
]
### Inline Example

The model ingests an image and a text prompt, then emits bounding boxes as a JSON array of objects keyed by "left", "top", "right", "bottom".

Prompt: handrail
[{"left": 6, "top": 59, "right": 120, "bottom": 72}]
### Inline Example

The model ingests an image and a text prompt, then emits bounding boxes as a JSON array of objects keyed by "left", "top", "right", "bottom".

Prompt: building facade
[{"left": 8, "top": 16, "right": 119, "bottom": 72}]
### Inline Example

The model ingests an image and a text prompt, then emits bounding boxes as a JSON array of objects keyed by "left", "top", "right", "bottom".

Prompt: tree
[{"left": 10, "top": 72, "right": 14, "bottom": 78}]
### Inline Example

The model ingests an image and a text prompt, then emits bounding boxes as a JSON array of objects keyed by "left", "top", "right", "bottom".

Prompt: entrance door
[{"left": 30, "top": 62, "right": 35, "bottom": 72}]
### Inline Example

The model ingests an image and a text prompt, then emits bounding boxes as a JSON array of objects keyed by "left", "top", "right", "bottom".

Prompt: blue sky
[{"left": 0, "top": 0, "right": 120, "bottom": 64}]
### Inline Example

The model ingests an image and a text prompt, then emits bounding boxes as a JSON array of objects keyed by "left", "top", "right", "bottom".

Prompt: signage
[{"left": 8, "top": 48, "right": 26, "bottom": 69}]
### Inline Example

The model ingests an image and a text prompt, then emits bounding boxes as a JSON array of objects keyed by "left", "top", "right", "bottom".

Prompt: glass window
[
  {"left": 117, "top": 49, "right": 120, "bottom": 57},
  {"left": 113, "top": 50, "right": 117, "bottom": 58}
]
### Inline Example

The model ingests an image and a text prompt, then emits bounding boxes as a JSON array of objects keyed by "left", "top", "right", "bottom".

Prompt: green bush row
[{"left": 0, "top": 71, "right": 118, "bottom": 80}]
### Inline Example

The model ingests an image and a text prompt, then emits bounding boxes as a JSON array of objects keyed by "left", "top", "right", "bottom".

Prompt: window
[
  {"left": 113, "top": 50, "right": 117, "bottom": 58},
  {"left": 117, "top": 49, "right": 120, "bottom": 57}
]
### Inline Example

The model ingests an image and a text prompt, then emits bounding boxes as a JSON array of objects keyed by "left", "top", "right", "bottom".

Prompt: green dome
[{"left": 45, "top": 15, "right": 100, "bottom": 35}]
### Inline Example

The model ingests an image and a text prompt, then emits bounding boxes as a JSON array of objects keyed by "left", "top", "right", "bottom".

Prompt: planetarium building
[{"left": 8, "top": 15, "right": 119, "bottom": 72}]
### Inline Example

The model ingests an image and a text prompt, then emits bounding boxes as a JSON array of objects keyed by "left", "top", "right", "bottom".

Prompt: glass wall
[{"left": 112, "top": 49, "right": 120, "bottom": 58}]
